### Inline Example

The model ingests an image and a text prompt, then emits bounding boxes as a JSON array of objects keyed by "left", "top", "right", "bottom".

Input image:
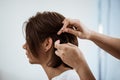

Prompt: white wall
[
  {"left": 0, "top": 0, "right": 119, "bottom": 80},
  {"left": 0, "top": 0, "right": 98, "bottom": 80}
]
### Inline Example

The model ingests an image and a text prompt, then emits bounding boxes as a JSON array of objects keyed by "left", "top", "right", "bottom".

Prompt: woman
[{"left": 23, "top": 12, "right": 80, "bottom": 80}]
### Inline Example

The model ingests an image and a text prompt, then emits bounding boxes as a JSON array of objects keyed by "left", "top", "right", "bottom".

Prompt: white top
[{"left": 51, "top": 69, "right": 80, "bottom": 80}]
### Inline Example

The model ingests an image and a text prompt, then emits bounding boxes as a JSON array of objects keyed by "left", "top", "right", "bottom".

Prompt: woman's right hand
[{"left": 57, "top": 18, "right": 92, "bottom": 39}]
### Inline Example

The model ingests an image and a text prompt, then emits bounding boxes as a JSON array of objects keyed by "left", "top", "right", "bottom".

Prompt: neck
[
  {"left": 41, "top": 49, "right": 71, "bottom": 79},
  {"left": 42, "top": 64, "right": 71, "bottom": 80}
]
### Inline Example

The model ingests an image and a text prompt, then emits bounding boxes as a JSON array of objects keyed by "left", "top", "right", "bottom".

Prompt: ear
[{"left": 43, "top": 37, "right": 53, "bottom": 52}]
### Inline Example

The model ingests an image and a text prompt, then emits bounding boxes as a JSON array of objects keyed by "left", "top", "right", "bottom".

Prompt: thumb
[
  {"left": 55, "top": 50, "right": 60, "bottom": 56},
  {"left": 54, "top": 40, "right": 60, "bottom": 48},
  {"left": 63, "top": 28, "right": 81, "bottom": 37}
]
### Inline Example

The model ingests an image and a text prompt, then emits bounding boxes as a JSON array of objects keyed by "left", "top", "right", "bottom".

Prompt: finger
[
  {"left": 55, "top": 50, "right": 60, "bottom": 57},
  {"left": 67, "top": 43, "right": 76, "bottom": 47},
  {"left": 62, "top": 18, "right": 70, "bottom": 29},
  {"left": 55, "top": 40, "right": 60, "bottom": 45},
  {"left": 54, "top": 40, "right": 66, "bottom": 50},
  {"left": 57, "top": 19, "right": 69, "bottom": 35},
  {"left": 55, "top": 50, "right": 63, "bottom": 57},
  {"left": 63, "top": 28, "right": 82, "bottom": 37},
  {"left": 54, "top": 40, "right": 60, "bottom": 48},
  {"left": 64, "top": 19, "right": 80, "bottom": 29}
]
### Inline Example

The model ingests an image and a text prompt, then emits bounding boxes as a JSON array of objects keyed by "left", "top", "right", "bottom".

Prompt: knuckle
[{"left": 63, "top": 46, "right": 68, "bottom": 50}]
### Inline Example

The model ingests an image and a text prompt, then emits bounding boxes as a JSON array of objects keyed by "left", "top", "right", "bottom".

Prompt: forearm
[
  {"left": 89, "top": 31, "right": 120, "bottom": 59},
  {"left": 75, "top": 61, "right": 95, "bottom": 80}
]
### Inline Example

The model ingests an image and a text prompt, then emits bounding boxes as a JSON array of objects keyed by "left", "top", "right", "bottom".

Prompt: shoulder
[{"left": 52, "top": 69, "right": 80, "bottom": 80}]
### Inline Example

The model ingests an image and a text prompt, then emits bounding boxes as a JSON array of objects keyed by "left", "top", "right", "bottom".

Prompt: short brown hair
[{"left": 24, "top": 11, "right": 78, "bottom": 68}]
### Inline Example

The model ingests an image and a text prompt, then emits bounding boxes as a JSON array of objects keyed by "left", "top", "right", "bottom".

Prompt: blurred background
[{"left": 0, "top": 0, "right": 120, "bottom": 80}]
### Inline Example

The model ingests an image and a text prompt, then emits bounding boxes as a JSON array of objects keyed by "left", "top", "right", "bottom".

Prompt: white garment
[{"left": 51, "top": 69, "right": 80, "bottom": 80}]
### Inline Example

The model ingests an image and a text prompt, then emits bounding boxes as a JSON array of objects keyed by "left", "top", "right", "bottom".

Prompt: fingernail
[
  {"left": 57, "top": 31, "right": 61, "bottom": 35},
  {"left": 54, "top": 40, "right": 60, "bottom": 48},
  {"left": 55, "top": 40, "right": 60, "bottom": 44}
]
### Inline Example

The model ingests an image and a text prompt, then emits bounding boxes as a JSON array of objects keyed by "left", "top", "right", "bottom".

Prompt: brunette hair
[{"left": 24, "top": 11, "right": 78, "bottom": 68}]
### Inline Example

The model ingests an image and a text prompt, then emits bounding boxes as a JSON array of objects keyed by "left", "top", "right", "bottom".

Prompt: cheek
[
  {"left": 38, "top": 46, "right": 46, "bottom": 54},
  {"left": 26, "top": 51, "right": 39, "bottom": 64}
]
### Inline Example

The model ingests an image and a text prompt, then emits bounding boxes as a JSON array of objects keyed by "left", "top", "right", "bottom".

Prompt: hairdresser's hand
[
  {"left": 54, "top": 40, "right": 96, "bottom": 80},
  {"left": 58, "top": 18, "right": 92, "bottom": 39},
  {"left": 54, "top": 40, "right": 85, "bottom": 69}
]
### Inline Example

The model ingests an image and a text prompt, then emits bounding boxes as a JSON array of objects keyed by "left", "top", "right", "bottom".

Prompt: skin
[
  {"left": 58, "top": 18, "right": 120, "bottom": 59},
  {"left": 55, "top": 18, "right": 120, "bottom": 80},
  {"left": 23, "top": 38, "right": 70, "bottom": 80},
  {"left": 54, "top": 40, "right": 95, "bottom": 80}
]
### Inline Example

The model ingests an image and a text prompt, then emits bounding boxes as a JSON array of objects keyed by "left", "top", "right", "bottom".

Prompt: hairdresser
[{"left": 54, "top": 18, "right": 120, "bottom": 80}]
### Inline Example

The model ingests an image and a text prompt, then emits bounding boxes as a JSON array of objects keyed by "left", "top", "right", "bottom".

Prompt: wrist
[
  {"left": 74, "top": 59, "right": 86, "bottom": 71},
  {"left": 75, "top": 60, "right": 96, "bottom": 80},
  {"left": 87, "top": 30, "right": 95, "bottom": 40},
  {"left": 74, "top": 61, "right": 88, "bottom": 79}
]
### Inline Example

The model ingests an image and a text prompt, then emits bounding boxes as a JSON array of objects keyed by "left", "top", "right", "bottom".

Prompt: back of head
[{"left": 25, "top": 11, "right": 78, "bottom": 68}]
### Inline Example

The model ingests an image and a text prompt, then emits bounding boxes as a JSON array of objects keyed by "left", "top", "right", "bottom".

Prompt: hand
[
  {"left": 57, "top": 18, "right": 92, "bottom": 39},
  {"left": 54, "top": 40, "right": 85, "bottom": 69},
  {"left": 54, "top": 40, "right": 95, "bottom": 80}
]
